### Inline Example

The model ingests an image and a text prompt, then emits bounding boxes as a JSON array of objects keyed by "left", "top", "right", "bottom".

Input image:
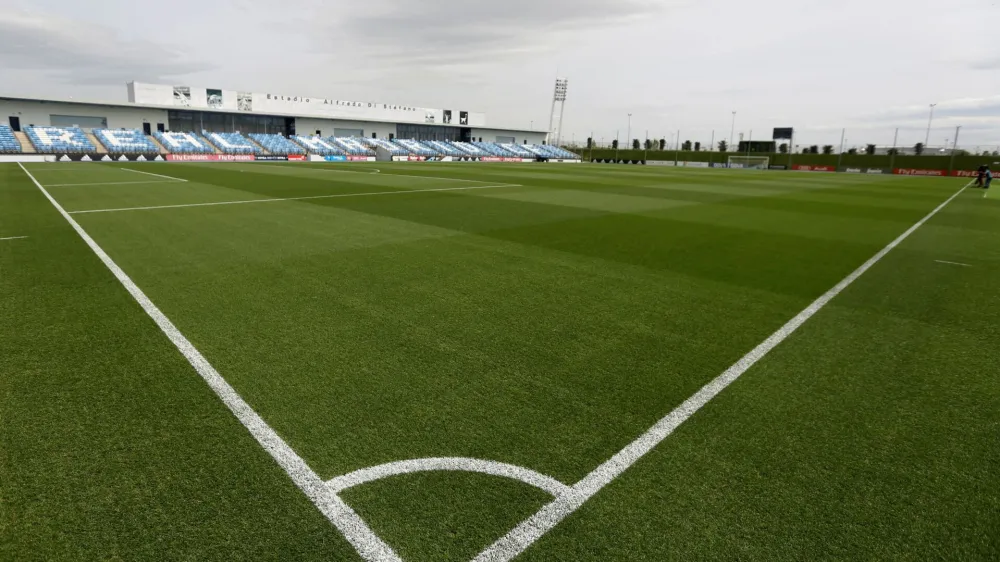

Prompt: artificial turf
[{"left": 1, "top": 161, "right": 997, "bottom": 561}]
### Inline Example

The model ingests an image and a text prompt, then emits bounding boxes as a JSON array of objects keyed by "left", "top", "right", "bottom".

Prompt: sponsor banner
[
  {"left": 547, "top": 159, "right": 582, "bottom": 164},
  {"left": 894, "top": 168, "right": 946, "bottom": 176},
  {"left": 287, "top": 154, "right": 306, "bottom": 162},
  {"left": 711, "top": 162, "right": 729, "bottom": 168},
  {"left": 952, "top": 169, "right": 979, "bottom": 177},
  {"left": 166, "top": 154, "right": 255, "bottom": 162},
  {"left": 646, "top": 160, "right": 676, "bottom": 167},
  {"left": 255, "top": 155, "right": 289, "bottom": 161},
  {"left": 792, "top": 164, "right": 836, "bottom": 172},
  {"left": 768, "top": 165, "right": 787, "bottom": 170},
  {"left": 56, "top": 153, "right": 165, "bottom": 162},
  {"left": 681, "top": 161, "right": 710, "bottom": 168},
  {"left": 520, "top": 158, "right": 536, "bottom": 163},
  {"left": 324, "top": 155, "right": 348, "bottom": 162},
  {"left": 347, "top": 155, "right": 375, "bottom": 162},
  {"left": 841, "top": 167, "right": 889, "bottom": 174}
]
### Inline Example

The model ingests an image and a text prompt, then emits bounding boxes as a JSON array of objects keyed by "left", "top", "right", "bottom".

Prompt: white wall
[
  {"left": 0, "top": 99, "right": 168, "bottom": 131},
  {"left": 470, "top": 128, "right": 546, "bottom": 145},
  {"left": 295, "top": 118, "right": 396, "bottom": 139}
]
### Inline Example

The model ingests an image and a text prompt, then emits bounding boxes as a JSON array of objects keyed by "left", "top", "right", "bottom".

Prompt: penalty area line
[
  {"left": 473, "top": 182, "right": 971, "bottom": 562},
  {"left": 17, "top": 162, "right": 402, "bottom": 562},
  {"left": 67, "top": 183, "right": 523, "bottom": 214},
  {"left": 0, "top": 236, "right": 29, "bottom": 241},
  {"left": 120, "top": 167, "right": 189, "bottom": 182}
]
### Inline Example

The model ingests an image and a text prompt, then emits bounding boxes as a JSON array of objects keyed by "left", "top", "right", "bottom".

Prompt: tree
[
  {"left": 612, "top": 139, "right": 619, "bottom": 150},
  {"left": 809, "top": 145, "right": 819, "bottom": 154},
  {"left": 822, "top": 145, "right": 834, "bottom": 155},
  {"left": 694, "top": 142, "right": 701, "bottom": 152},
  {"left": 914, "top": 142, "right": 925, "bottom": 155},
  {"left": 682, "top": 140, "right": 693, "bottom": 151},
  {"left": 586, "top": 137, "right": 593, "bottom": 149},
  {"left": 847, "top": 148, "right": 858, "bottom": 155},
  {"left": 779, "top": 143, "right": 789, "bottom": 154},
  {"left": 644, "top": 139, "right": 653, "bottom": 150},
  {"left": 801, "top": 148, "right": 809, "bottom": 154},
  {"left": 632, "top": 139, "right": 641, "bottom": 150},
  {"left": 865, "top": 144, "right": 876, "bottom": 155},
  {"left": 718, "top": 140, "right": 729, "bottom": 152},
  {"left": 887, "top": 148, "right": 899, "bottom": 155}
]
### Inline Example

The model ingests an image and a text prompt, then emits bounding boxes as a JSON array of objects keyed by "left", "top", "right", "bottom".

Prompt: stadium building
[{"left": 0, "top": 82, "right": 579, "bottom": 163}]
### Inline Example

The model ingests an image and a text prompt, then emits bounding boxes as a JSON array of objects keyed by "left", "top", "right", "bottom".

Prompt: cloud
[
  {"left": 303, "top": 0, "right": 671, "bottom": 66},
  {"left": 0, "top": 11, "right": 214, "bottom": 84}
]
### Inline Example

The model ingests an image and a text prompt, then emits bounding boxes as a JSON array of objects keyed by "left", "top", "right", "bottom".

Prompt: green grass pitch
[{"left": 2, "top": 161, "right": 998, "bottom": 561}]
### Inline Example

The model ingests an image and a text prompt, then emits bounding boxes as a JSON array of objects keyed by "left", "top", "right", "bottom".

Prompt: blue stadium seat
[
  {"left": 473, "top": 142, "right": 516, "bottom": 157},
  {"left": 500, "top": 143, "right": 535, "bottom": 158},
  {"left": 452, "top": 142, "right": 488, "bottom": 156},
  {"left": 203, "top": 131, "right": 261, "bottom": 154},
  {"left": 250, "top": 133, "right": 306, "bottom": 155},
  {"left": 154, "top": 131, "right": 214, "bottom": 154},
  {"left": 292, "top": 136, "right": 343, "bottom": 156},
  {"left": 25, "top": 126, "right": 96, "bottom": 153},
  {"left": 93, "top": 129, "right": 159, "bottom": 153},
  {"left": 0, "top": 125, "right": 21, "bottom": 153},
  {"left": 528, "top": 144, "right": 580, "bottom": 159},
  {"left": 363, "top": 138, "right": 408, "bottom": 156},
  {"left": 331, "top": 137, "right": 376, "bottom": 156},
  {"left": 423, "top": 141, "right": 465, "bottom": 156},
  {"left": 394, "top": 139, "right": 438, "bottom": 157}
]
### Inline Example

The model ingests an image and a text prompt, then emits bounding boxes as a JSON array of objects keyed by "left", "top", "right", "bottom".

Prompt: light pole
[
  {"left": 925, "top": 103, "right": 937, "bottom": 148},
  {"left": 729, "top": 111, "right": 736, "bottom": 151},
  {"left": 627, "top": 114, "right": 632, "bottom": 151}
]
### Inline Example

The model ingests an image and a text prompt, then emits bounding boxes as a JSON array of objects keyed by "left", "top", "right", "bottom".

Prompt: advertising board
[{"left": 166, "top": 154, "right": 255, "bottom": 162}]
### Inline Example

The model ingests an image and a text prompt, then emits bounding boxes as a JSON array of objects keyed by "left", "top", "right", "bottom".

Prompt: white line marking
[
  {"left": 327, "top": 458, "right": 571, "bottom": 498},
  {"left": 46, "top": 180, "right": 184, "bottom": 187},
  {"left": 0, "top": 236, "right": 29, "bottom": 241},
  {"left": 67, "top": 183, "right": 523, "bottom": 214},
  {"left": 17, "top": 162, "right": 402, "bottom": 562},
  {"left": 120, "top": 167, "right": 189, "bottom": 182},
  {"left": 473, "top": 182, "right": 970, "bottom": 562},
  {"left": 935, "top": 260, "right": 972, "bottom": 267}
]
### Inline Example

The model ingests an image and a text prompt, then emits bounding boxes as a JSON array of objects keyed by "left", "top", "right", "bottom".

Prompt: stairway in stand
[
  {"left": 14, "top": 132, "right": 36, "bottom": 153},
  {"left": 248, "top": 137, "right": 271, "bottom": 155},
  {"left": 85, "top": 132, "right": 108, "bottom": 154},
  {"left": 147, "top": 135, "right": 169, "bottom": 155}
]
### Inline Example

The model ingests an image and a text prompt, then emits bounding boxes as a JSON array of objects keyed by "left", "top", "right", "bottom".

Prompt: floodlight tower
[{"left": 548, "top": 78, "right": 569, "bottom": 145}]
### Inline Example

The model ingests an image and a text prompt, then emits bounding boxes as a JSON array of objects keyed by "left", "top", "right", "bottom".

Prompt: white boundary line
[
  {"left": 17, "top": 162, "right": 403, "bottom": 562},
  {"left": 0, "top": 236, "right": 29, "bottom": 241},
  {"left": 67, "top": 183, "right": 522, "bottom": 215},
  {"left": 327, "top": 458, "right": 571, "bottom": 498},
  {"left": 934, "top": 260, "right": 972, "bottom": 267},
  {"left": 472, "top": 181, "right": 971, "bottom": 562},
  {"left": 281, "top": 163, "right": 520, "bottom": 184},
  {"left": 121, "top": 167, "right": 189, "bottom": 182},
  {"left": 46, "top": 180, "right": 185, "bottom": 187}
]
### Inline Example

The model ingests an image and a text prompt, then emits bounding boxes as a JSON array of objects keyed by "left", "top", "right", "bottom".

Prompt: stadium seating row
[
  {"left": 0, "top": 125, "right": 20, "bottom": 153},
  {"left": 9, "top": 126, "right": 581, "bottom": 159},
  {"left": 93, "top": 129, "right": 159, "bottom": 153},
  {"left": 204, "top": 131, "right": 261, "bottom": 154},
  {"left": 251, "top": 133, "right": 306, "bottom": 155},
  {"left": 25, "top": 126, "right": 96, "bottom": 152}
]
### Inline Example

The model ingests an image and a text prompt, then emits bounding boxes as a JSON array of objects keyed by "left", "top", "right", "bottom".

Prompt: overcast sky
[{"left": 2, "top": 0, "right": 999, "bottom": 149}]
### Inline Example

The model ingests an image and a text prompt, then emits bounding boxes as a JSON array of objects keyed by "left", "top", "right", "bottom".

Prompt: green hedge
[{"left": 580, "top": 149, "right": 993, "bottom": 171}]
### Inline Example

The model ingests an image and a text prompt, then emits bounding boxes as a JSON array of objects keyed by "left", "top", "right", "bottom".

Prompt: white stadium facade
[{"left": 0, "top": 82, "right": 580, "bottom": 163}]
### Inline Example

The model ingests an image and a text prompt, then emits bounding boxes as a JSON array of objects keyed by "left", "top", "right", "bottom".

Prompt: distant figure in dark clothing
[
  {"left": 985, "top": 167, "right": 993, "bottom": 190},
  {"left": 976, "top": 164, "right": 987, "bottom": 187}
]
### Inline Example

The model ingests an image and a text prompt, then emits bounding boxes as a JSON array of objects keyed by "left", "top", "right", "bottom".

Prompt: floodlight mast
[{"left": 548, "top": 78, "right": 569, "bottom": 145}]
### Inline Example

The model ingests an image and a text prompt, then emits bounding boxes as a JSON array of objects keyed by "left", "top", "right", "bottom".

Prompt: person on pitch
[
  {"left": 976, "top": 164, "right": 987, "bottom": 187},
  {"left": 985, "top": 166, "right": 992, "bottom": 191}
]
